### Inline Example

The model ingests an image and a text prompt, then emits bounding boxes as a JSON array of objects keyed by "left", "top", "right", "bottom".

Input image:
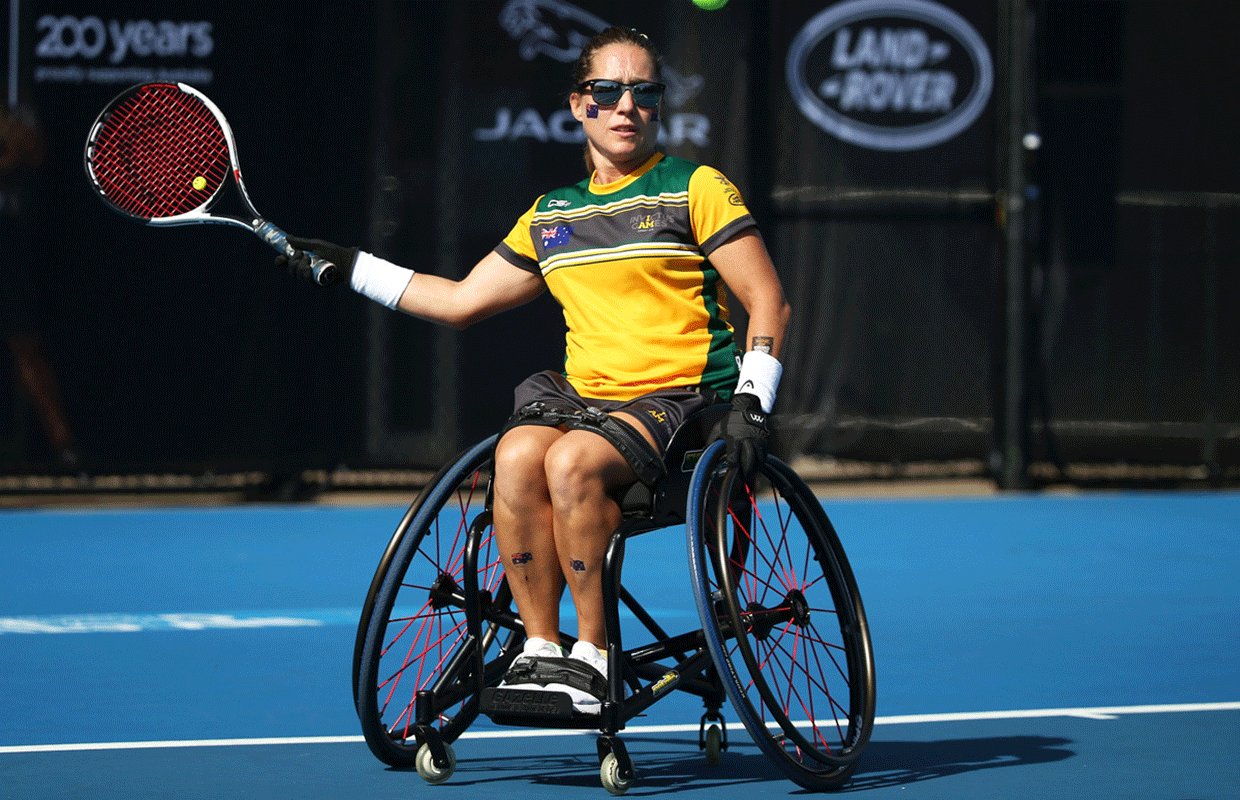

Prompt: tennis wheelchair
[{"left": 352, "top": 405, "right": 875, "bottom": 793}]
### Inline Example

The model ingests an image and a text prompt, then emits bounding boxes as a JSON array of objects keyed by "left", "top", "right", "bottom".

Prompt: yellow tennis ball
[
  {"left": 692, "top": 0, "right": 728, "bottom": 9},
  {"left": 192, "top": 176, "right": 207, "bottom": 191}
]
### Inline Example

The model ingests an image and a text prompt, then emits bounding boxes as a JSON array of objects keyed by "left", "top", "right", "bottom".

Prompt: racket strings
[{"left": 89, "top": 86, "right": 231, "bottom": 220}]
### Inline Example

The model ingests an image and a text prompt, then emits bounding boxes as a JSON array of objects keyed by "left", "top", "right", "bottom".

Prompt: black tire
[
  {"left": 687, "top": 442, "right": 876, "bottom": 790},
  {"left": 355, "top": 436, "right": 523, "bottom": 766},
  {"left": 352, "top": 451, "right": 464, "bottom": 711}
]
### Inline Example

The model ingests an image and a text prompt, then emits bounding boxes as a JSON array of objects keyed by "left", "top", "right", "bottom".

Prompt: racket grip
[
  {"left": 309, "top": 255, "right": 339, "bottom": 287},
  {"left": 254, "top": 220, "right": 339, "bottom": 286}
]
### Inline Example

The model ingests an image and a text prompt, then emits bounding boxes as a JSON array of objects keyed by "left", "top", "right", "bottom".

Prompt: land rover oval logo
[{"left": 786, "top": 0, "right": 993, "bottom": 151}]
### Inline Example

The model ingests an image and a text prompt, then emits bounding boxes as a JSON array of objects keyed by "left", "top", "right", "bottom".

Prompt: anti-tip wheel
[
  {"left": 600, "top": 752, "right": 634, "bottom": 795},
  {"left": 416, "top": 742, "right": 456, "bottom": 784},
  {"left": 704, "top": 724, "right": 723, "bottom": 766}
]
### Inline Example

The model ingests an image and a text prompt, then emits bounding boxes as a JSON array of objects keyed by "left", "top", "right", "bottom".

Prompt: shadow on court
[
  {"left": 383, "top": 733, "right": 1075, "bottom": 794},
  {"left": 403, "top": 736, "right": 787, "bottom": 793},
  {"left": 846, "top": 735, "right": 1074, "bottom": 791}
]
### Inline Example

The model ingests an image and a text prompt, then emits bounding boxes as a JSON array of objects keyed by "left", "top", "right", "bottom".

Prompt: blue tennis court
[{"left": 2, "top": 491, "right": 1237, "bottom": 798}]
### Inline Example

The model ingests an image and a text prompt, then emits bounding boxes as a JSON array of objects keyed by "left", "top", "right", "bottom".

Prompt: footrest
[
  {"left": 482, "top": 686, "right": 572, "bottom": 717},
  {"left": 481, "top": 687, "right": 599, "bottom": 728}
]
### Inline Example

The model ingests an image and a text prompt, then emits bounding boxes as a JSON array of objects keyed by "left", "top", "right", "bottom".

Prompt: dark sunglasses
[{"left": 577, "top": 79, "right": 665, "bottom": 108}]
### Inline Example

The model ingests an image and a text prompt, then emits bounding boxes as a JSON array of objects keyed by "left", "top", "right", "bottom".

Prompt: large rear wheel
[
  {"left": 355, "top": 436, "right": 523, "bottom": 766},
  {"left": 688, "top": 442, "right": 876, "bottom": 790}
]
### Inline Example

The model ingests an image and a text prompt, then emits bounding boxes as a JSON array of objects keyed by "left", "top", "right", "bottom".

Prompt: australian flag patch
[{"left": 540, "top": 225, "right": 573, "bottom": 249}]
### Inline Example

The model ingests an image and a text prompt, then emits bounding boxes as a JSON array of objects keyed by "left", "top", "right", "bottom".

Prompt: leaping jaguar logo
[
  {"left": 499, "top": 0, "right": 606, "bottom": 64},
  {"left": 497, "top": 0, "right": 704, "bottom": 108}
]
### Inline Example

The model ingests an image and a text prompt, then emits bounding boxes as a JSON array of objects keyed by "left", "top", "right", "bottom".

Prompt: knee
[
  {"left": 494, "top": 428, "right": 553, "bottom": 503},
  {"left": 543, "top": 440, "right": 604, "bottom": 508}
]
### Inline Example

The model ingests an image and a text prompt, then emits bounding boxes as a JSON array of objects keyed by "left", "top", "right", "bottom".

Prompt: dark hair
[
  {"left": 572, "top": 27, "right": 662, "bottom": 175},
  {"left": 571, "top": 27, "right": 663, "bottom": 90}
]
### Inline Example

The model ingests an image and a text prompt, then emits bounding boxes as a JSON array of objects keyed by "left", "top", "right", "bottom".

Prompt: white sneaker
[
  {"left": 569, "top": 640, "right": 608, "bottom": 679},
  {"left": 499, "top": 637, "right": 565, "bottom": 690},
  {"left": 561, "top": 640, "right": 608, "bottom": 713},
  {"left": 497, "top": 637, "right": 608, "bottom": 714},
  {"left": 522, "top": 636, "right": 567, "bottom": 661}
]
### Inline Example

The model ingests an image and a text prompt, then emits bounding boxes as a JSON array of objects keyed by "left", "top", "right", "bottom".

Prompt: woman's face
[{"left": 570, "top": 42, "right": 660, "bottom": 177}]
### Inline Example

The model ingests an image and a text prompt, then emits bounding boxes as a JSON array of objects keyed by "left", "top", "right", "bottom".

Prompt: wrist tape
[
  {"left": 736, "top": 350, "right": 782, "bottom": 413},
  {"left": 351, "top": 251, "right": 414, "bottom": 309}
]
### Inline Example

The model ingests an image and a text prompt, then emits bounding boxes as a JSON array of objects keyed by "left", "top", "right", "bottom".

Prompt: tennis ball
[
  {"left": 692, "top": 0, "right": 728, "bottom": 9},
  {"left": 192, "top": 176, "right": 207, "bottom": 191}
]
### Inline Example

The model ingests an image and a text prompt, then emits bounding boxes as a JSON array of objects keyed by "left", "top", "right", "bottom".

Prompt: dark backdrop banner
[
  {"left": 4, "top": 0, "right": 375, "bottom": 476},
  {"left": 2, "top": 0, "right": 1236, "bottom": 485},
  {"left": 760, "top": 0, "right": 1000, "bottom": 462},
  {"left": 1030, "top": 1, "right": 1239, "bottom": 471}
]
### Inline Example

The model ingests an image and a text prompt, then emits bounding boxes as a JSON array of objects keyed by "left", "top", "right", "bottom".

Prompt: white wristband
[
  {"left": 350, "top": 251, "right": 414, "bottom": 309},
  {"left": 736, "top": 350, "right": 782, "bottom": 413}
]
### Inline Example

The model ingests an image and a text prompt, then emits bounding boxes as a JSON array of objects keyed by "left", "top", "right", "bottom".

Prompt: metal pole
[{"left": 998, "top": 0, "right": 1031, "bottom": 489}]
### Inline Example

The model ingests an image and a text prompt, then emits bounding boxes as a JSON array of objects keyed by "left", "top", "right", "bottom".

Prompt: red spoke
[
  {"left": 766, "top": 621, "right": 838, "bottom": 699},
  {"left": 378, "top": 601, "right": 437, "bottom": 712},
  {"left": 379, "top": 603, "right": 428, "bottom": 661},
  {"left": 445, "top": 475, "right": 484, "bottom": 577},
  {"left": 750, "top": 490, "right": 798, "bottom": 593},
  {"left": 414, "top": 616, "right": 469, "bottom": 699}
]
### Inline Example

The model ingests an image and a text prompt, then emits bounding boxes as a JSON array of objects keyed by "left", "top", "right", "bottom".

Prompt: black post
[{"left": 995, "top": 0, "right": 1032, "bottom": 489}]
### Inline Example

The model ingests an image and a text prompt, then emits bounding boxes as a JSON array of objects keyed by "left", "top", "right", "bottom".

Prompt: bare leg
[
  {"left": 543, "top": 412, "right": 658, "bottom": 648},
  {"left": 492, "top": 425, "right": 568, "bottom": 644}
]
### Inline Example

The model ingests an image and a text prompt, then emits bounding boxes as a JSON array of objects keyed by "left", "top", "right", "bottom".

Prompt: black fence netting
[
  {"left": 2, "top": 0, "right": 1236, "bottom": 497},
  {"left": 1021, "top": 1, "right": 1240, "bottom": 481}
]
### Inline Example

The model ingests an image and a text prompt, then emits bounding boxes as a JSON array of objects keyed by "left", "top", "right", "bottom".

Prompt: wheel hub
[
  {"left": 786, "top": 589, "right": 811, "bottom": 626},
  {"left": 429, "top": 572, "right": 459, "bottom": 609},
  {"left": 744, "top": 589, "right": 811, "bottom": 641}
]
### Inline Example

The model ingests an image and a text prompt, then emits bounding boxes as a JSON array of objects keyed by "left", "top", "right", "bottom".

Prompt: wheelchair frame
[{"left": 352, "top": 406, "right": 876, "bottom": 793}]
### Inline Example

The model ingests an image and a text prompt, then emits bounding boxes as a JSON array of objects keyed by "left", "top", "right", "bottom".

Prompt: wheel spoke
[
  {"left": 690, "top": 454, "right": 874, "bottom": 788},
  {"left": 358, "top": 445, "right": 509, "bottom": 768}
]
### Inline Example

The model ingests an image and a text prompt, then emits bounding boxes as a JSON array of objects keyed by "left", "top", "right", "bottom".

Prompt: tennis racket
[{"left": 84, "top": 82, "right": 339, "bottom": 286}]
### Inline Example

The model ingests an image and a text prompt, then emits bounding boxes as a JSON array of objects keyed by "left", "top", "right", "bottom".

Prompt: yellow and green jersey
[{"left": 495, "top": 153, "right": 755, "bottom": 401}]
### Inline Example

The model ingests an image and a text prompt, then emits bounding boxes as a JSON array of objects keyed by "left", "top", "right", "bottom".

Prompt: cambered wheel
[
  {"left": 355, "top": 436, "right": 522, "bottom": 766},
  {"left": 687, "top": 442, "right": 876, "bottom": 791}
]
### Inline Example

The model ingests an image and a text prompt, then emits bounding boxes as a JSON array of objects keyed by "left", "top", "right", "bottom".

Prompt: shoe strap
[{"left": 503, "top": 657, "right": 606, "bottom": 699}]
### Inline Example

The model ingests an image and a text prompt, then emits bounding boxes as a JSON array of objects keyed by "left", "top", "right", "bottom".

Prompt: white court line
[
  {"left": 0, "top": 610, "right": 359, "bottom": 634},
  {"left": 2, "top": 702, "right": 1237, "bottom": 755},
  {"left": 0, "top": 606, "right": 687, "bottom": 635}
]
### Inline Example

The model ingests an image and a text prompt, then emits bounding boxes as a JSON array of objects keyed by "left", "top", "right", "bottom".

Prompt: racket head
[{"left": 84, "top": 82, "right": 242, "bottom": 224}]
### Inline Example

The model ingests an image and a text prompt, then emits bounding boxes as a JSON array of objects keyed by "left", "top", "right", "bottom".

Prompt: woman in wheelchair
[{"left": 280, "top": 27, "right": 789, "bottom": 714}]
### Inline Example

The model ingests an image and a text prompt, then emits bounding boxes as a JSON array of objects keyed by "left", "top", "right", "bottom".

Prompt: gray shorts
[{"left": 510, "top": 371, "right": 717, "bottom": 456}]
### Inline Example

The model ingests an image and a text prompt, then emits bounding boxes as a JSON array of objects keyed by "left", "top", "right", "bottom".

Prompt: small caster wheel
[
  {"left": 416, "top": 742, "right": 456, "bottom": 784},
  {"left": 704, "top": 723, "right": 723, "bottom": 766},
  {"left": 600, "top": 752, "right": 634, "bottom": 795}
]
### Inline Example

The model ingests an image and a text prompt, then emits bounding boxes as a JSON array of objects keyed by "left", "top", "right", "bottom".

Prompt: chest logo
[{"left": 630, "top": 211, "right": 668, "bottom": 231}]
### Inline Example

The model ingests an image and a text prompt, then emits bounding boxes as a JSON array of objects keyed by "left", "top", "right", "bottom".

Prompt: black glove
[
  {"left": 276, "top": 235, "right": 358, "bottom": 287},
  {"left": 720, "top": 392, "right": 768, "bottom": 482}
]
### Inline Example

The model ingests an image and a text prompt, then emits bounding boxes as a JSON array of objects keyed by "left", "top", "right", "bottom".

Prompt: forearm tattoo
[{"left": 751, "top": 336, "right": 774, "bottom": 354}]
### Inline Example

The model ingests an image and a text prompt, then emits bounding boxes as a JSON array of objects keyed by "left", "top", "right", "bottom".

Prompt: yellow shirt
[{"left": 495, "top": 153, "right": 755, "bottom": 401}]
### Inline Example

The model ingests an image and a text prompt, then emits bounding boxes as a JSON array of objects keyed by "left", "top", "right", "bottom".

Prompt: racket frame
[{"left": 84, "top": 82, "right": 338, "bottom": 285}]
